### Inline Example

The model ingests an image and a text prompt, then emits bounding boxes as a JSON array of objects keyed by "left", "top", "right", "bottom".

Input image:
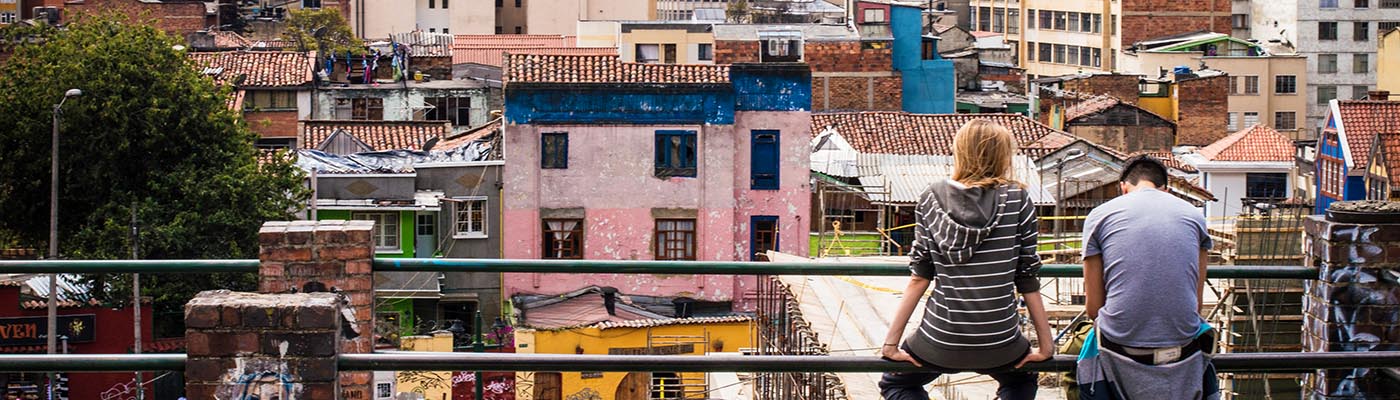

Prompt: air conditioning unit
[{"left": 32, "top": 6, "right": 59, "bottom": 25}]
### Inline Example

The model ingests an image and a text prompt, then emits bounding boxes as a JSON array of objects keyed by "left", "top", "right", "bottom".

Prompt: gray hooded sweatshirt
[{"left": 904, "top": 179, "right": 1043, "bottom": 370}]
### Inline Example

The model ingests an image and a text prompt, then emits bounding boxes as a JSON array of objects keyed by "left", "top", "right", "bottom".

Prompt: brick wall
[
  {"left": 872, "top": 76, "right": 902, "bottom": 110},
  {"left": 245, "top": 110, "right": 300, "bottom": 139},
  {"left": 1062, "top": 74, "right": 1140, "bottom": 104},
  {"left": 1122, "top": 0, "right": 1232, "bottom": 46},
  {"left": 64, "top": 0, "right": 212, "bottom": 35},
  {"left": 810, "top": 75, "right": 903, "bottom": 111},
  {"left": 714, "top": 40, "right": 759, "bottom": 64},
  {"left": 803, "top": 41, "right": 893, "bottom": 72},
  {"left": 1176, "top": 75, "right": 1229, "bottom": 146},
  {"left": 184, "top": 291, "right": 343, "bottom": 399},
  {"left": 258, "top": 220, "right": 376, "bottom": 399},
  {"left": 1302, "top": 215, "right": 1400, "bottom": 399}
]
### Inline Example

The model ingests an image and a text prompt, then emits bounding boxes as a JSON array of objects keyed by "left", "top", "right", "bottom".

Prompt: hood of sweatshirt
[{"left": 925, "top": 179, "right": 1010, "bottom": 264}]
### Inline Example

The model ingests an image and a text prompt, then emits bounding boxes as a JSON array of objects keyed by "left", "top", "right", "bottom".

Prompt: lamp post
[{"left": 48, "top": 88, "right": 80, "bottom": 400}]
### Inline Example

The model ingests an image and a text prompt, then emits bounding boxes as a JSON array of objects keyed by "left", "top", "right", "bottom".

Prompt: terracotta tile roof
[
  {"left": 454, "top": 34, "right": 578, "bottom": 48},
  {"left": 1064, "top": 94, "right": 1172, "bottom": 124},
  {"left": 454, "top": 46, "right": 618, "bottom": 67},
  {"left": 970, "top": 30, "right": 1002, "bottom": 38},
  {"left": 436, "top": 118, "right": 500, "bottom": 150},
  {"left": 300, "top": 120, "right": 451, "bottom": 151},
  {"left": 1336, "top": 100, "right": 1400, "bottom": 168},
  {"left": 1132, "top": 150, "right": 1196, "bottom": 173},
  {"left": 503, "top": 54, "right": 729, "bottom": 84},
  {"left": 256, "top": 147, "right": 295, "bottom": 166},
  {"left": 1197, "top": 124, "right": 1294, "bottom": 162},
  {"left": 188, "top": 51, "right": 315, "bottom": 88},
  {"left": 596, "top": 315, "right": 754, "bottom": 330},
  {"left": 1375, "top": 132, "right": 1400, "bottom": 187},
  {"left": 810, "top": 112, "right": 1075, "bottom": 157},
  {"left": 211, "top": 30, "right": 252, "bottom": 48}
]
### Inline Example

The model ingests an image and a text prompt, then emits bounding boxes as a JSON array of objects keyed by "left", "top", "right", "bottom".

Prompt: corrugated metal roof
[
  {"left": 595, "top": 315, "right": 753, "bottom": 330},
  {"left": 712, "top": 24, "right": 859, "bottom": 41},
  {"left": 854, "top": 154, "right": 1052, "bottom": 205}
]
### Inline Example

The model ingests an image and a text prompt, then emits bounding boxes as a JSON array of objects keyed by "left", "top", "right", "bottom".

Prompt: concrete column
[
  {"left": 258, "top": 220, "right": 377, "bottom": 399},
  {"left": 183, "top": 290, "right": 343, "bottom": 399},
  {"left": 1303, "top": 215, "right": 1400, "bottom": 398}
]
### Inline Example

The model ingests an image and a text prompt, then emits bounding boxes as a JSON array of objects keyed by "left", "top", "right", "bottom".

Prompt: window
[
  {"left": 0, "top": 12, "right": 16, "bottom": 24},
  {"left": 515, "top": 26, "right": 522, "bottom": 34},
  {"left": 425, "top": 97, "right": 471, "bottom": 126},
  {"left": 1276, "top": 75, "right": 1297, "bottom": 94},
  {"left": 336, "top": 98, "right": 384, "bottom": 120},
  {"left": 1233, "top": 14, "right": 1249, "bottom": 29},
  {"left": 429, "top": 28, "right": 436, "bottom": 33},
  {"left": 978, "top": 7, "right": 991, "bottom": 31},
  {"left": 1275, "top": 111, "right": 1297, "bottom": 130},
  {"left": 1054, "top": 11, "right": 1067, "bottom": 30},
  {"left": 495, "top": 26, "right": 502, "bottom": 33},
  {"left": 654, "top": 219, "right": 696, "bottom": 260},
  {"left": 751, "top": 130, "right": 780, "bottom": 190},
  {"left": 1111, "top": 14, "right": 1118, "bottom": 35},
  {"left": 1355, "top": 85, "right": 1372, "bottom": 99},
  {"left": 1092, "top": 48, "right": 1102, "bottom": 67},
  {"left": 1092, "top": 14, "right": 1102, "bottom": 33},
  {"left": 655, "top": 130, "right": 697, "bottom": 177},
  {"left": 1039, "top": 43, "right": 1051, "bottom": 63},
  {"left": 428, "top": 0, "right": 434, "bottom": 8},
  {"left": 452, "top": 198, "right": 487, "bottom": 238},
  {"left": 542, "top": 219, "right": 582, "bottom": 259},
  {"left": 376, "top": 382, "right": 392, "bottom": 399},
  {"left": 303, "top": 0, "right": 321, "bottom": 8},
  {"left": 1230, "top": 77, "right": 1240, "bottom": 95},
  {"left": 1026, "top": 42, "right": 1036, "bottom": 61},
  {"left": 922, "top": 39, "right": 936, "bottom": 60},
  {"left": 992, "top": 8, "right": 1005, "bottom": 33},
  {"left": 1081, "top": 12, "right": 1093, "bottom": 32},
  {"left": 443, "top": 28, "right": 449, "bottom": 34},
  {"left": 1244, "top": 76, "right": 1260, "bottom": 95},
  {"left": 1319, "top": 54, "right": 1339, "bottom": 73},
  {"left": 1080, "top": 46, "right": 1091, "bottom": 66},
  {"left": 246, "top": 90, "right": 297, "bottom": 111},
  {"left": 1227, "top": 112, "right": 1239, "bottom": 131},
  {"left": 1356, "top": 21, "right": 1370, "bottom": 41},
  {"left": 1358, "top": 0, "right": 1370, "bottom": 7},
  {"left": 1027, "top": 9, "right": 1036, "bottom": 30},
  {"left": 1067, "top": 46, "right": 1079, "bottom": 65},
  {"left": 1244, "top": 112, "right": 1260, "bottom": 128},
  {"left": 1321, "top": 0, "right": 1339, "bottom": 7},
  {"left": 1355, "top": 54, "right": 1370, "bottom": 73},
  {"left": 1246, "top": 173, "right": 1289, "bottom": 198},
  {"left": 1319, "top": 85, "right": 1338, "bottom": 104},
  {"left": 751, "top": 216, "right": 778, "bottom": 261},
  {"left": 353, "top": 212, "right": 400, "bottom": 252},
  {"left": 697, "top": 43, "right": 713, "bottom": 61},
  {"left": 1381, "top": 22, "right": 1400, "bottom": 33},
  {"left": 495, "top": 0, "right": 502, "bottom": 6},
  {"left": 1320, "top": 22, "right": 1339, "bottom": 40},
  {"left": 1039, "top": 10, "right": 1052, "bottom": 30},
  {"left": 663, "top": 43, "right": 677, "bottom": 64},
  {"left": 1054, "top": 44, "right": 1066, "bottom": 64},
  {"left": 541, "top": 132, "right": 568, "bottom": 169},
  {"left": 636, "top": 44, "right": 660, "bottom": 63},
  {"left": 515, "top": 0, "right": 521, "bottom": 7},
  {"left": 1007, "top": 9, "right": 1019, "bottom": 34},
  {"left": 760, "top": 35, "right": 802, "bottom": 62},
  {"left": 442, "top": 0, "right": 448, "bottom": 8},
  {"left": 863, "top": 8, "right": 886, "bottom": 23}
]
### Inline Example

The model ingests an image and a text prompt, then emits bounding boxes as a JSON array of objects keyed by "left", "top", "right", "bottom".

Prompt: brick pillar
[
  {"left": 1303, "top": 215, "right": 1400, "bottom": 399},
  {"left": 258, "top": 220, "right": 376, "bottom": 399},
  {"left": 184, "top": 290, "right": 342, "bottom": 399}
]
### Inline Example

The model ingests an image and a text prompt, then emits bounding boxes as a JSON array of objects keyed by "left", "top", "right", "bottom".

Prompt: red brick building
[
  {"left": 59, "top": 0, "right": 213, "bottom": 35},
  {"left": 187, "top": 51, "right": 316, "bottom": 146},
  {"left": 1120, "top": 0, "right": 1232, "bottom": 47},
  {"left": 713, "top": 24, "right": 902, "bottom": 112}
]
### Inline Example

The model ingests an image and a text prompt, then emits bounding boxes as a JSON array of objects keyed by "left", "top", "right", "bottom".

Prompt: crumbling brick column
[
  {"left": 184, "top": 290, "right": 342, "bottom": 399},
  {"left": 258, "top": 220, "right": 376, "bottom": 399},
  {"left": 1303, "top": 215, "right": 1400, "bottom": 399}
]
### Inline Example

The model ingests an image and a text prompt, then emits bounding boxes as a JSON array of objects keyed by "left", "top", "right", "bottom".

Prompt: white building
[{"left": 1182, "top": 124, "right": 1298, "bottom": 220}]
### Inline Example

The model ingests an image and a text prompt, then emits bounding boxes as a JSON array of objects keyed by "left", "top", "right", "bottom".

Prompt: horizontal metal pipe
[
  {"left": 0, "top": 259, "right": 1317, "bottom": 279},
  {"left": 0, "top": 354, "right": 186, "bottom": 372},
  {"left": 341, "top": 351, "right": 1400, "bottom": 373},
  {"left": 2, "top": 351, "right": 1397, "bottom": 373}
]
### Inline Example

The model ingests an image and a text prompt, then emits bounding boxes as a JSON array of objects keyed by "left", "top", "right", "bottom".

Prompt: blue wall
[
  {"left": 892, "top": 4, "right": 955, "bottom": 114},
  {"left": 504, "top": 87, "right": 735, "bottom": 125},
  {"left": 732, "top": 65, "right": 813, "bottom": 112}
]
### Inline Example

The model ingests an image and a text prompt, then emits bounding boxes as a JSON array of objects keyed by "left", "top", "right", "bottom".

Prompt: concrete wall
[
  {"left": 893, "top": 4, "right": 955, "bottom": 113},
  {"left": 1283, "top": 0, "right": 1400, "bottom": 134},
  {"left": 1067, "top": 124, "right": 1175, "bottom": 154},
  {"left": 1199, "top": 165, "right": 1295, "bottom": 220},
  {"left": 974, "top": 0, "right": 1121, "bottom": 77},
  {"left": 619, "top": 27, "right": 716, "bottom": 64},
  {"left": 1127, "top": 53, "right": 1309, "bottom": 139},
  {"left": 496, "top": 0, "right": 527, "bottom": 33},
  {"left": 1380, "top": 30, "right": 1400, "bottom": 96},
  {"left": 313, "top": 85, "right": 490, "bottom": 133},
  {"left": 415, "top": 162, "right": 505, "bottom": 320}
]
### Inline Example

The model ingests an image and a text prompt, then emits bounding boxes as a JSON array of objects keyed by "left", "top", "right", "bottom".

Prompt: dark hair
[{"left": 1119, "top": 155, "right": 1168, "bottom": 188}]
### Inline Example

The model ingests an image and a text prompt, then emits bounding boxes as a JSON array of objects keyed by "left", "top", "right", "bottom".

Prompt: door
[
  {"left": 615, "top": 372, "right": 650, "bottom": 400},
  {"left": 533, "top": 372, "right": 562, "bottom": 400},
  {"left": 750, "top": 130, "right": 780, "bottom": 190},
  {"left": 751, "top": 216, "right": 779, "bottom": 261},
  {"left": 415, "top": 212, "right": 436, "bottom": 257}
]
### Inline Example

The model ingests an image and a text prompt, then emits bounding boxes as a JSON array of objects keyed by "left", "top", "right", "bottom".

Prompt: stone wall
[{"left": 1303, "top": 215, "right": 1400, "bottom": 398}]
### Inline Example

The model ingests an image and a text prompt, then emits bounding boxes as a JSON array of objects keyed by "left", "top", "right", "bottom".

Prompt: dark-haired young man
[{"left": 1075, "top": 156, "right": 1218, "bottom": 400}]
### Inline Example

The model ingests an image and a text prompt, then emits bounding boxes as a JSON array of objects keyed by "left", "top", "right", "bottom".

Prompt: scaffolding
[
  {"left": 814, "top": 179, "right": 897, "bottom": 257},
  {"left": 1213, "top": 198, "right": 1310, "bottom": 400},
  {"left": 752, "top": 276, "right": 848, "bottom": 400}
]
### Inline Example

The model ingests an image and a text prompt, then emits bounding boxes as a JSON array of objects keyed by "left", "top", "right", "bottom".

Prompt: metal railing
[{"left": 0, "top": 259, "right": 1318, "bottom": 279}]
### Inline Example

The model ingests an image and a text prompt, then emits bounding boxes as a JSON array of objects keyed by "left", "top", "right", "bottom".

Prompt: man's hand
[
  {"left": 881, "top": 345, "right": 923, "bottom": 367},
  {"left": 1015, "top": 347, "right": 1054, "bottom": 369}
]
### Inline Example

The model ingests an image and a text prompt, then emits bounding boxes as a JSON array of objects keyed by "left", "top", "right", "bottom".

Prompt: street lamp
[{"left": 48, "top": 88, "right": 80, "bottom": 400}]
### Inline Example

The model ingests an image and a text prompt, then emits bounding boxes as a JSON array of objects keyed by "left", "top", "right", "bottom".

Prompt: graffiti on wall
[
  {"left": 451, "top": 371, "right": 516, "bottom": 400},
  {"left": 215, "top": 358, "right": 301, "bottom": 400}
]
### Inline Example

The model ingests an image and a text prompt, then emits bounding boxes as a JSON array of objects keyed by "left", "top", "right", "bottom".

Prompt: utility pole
[
  {"left": 48, "top": 88, "right": 81, "bottom": 400},
  {"left": 473, "top": 310, "right": 485, "bottom": 400},
  {"left": 131, "top": 204, "right": 144, "bottom": 400}
]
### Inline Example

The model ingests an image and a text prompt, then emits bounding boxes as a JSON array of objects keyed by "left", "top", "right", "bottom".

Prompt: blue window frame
[
  {"left": 750, "top": 215, "right": 779, "bottom": 261},
  {"left": 541, "top": 132, "right": 568, "bottom": 169},
  {"left": 751, "top": 130, "right": 780, "bottom": 190},
  {"left": 655, "top": 130, "right": 698, "bottom": 177}
]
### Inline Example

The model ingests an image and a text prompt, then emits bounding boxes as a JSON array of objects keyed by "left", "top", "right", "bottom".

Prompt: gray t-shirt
[{"left": 1083, "top": 188, "right": 1211, "bottom": 348}]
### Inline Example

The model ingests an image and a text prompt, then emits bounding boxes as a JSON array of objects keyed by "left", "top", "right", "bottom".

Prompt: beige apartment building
[
  {"left": 577, "top": 20, "right": 716, "bottom": 64},
  {"left": 1123, "top": 32, "right": 1309, "bottom": 140},
  {"left": 497, "top": 0, "right": 656, "bottom": 35},
  {"left": 345, "top": 0, "right": 494, "bottom": 38}
]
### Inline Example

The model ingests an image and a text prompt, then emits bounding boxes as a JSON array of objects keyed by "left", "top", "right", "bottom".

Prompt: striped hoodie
[{"left": 904, "top": 180, "right": 1043, "bottom": 370}]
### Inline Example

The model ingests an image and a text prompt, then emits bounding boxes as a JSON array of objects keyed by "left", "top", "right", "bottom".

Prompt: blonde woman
[{"left": 879, "top": 119, "right": 1054, "bottom": 400}]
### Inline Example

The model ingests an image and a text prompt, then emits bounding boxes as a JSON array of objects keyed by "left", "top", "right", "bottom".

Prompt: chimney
[
  {"left": 599, "top": 286, "right": 618, "bottom": 316},
  {"left": 1369, "top": 90, "right": 1391, "bottom": 101}
]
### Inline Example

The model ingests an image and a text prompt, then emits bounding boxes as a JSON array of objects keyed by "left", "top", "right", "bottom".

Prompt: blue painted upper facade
[
  {"left": 1316, "top": 114, "right": 1367, "bottom": 214},
  {"left": 504, "top": 64, "right": 812, "bottom": 126},
  {"left": 891, "top": 4, "right": 955, "bottom": 114}
]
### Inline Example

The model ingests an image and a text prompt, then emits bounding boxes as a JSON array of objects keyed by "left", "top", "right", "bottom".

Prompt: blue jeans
[{"left": 879, "top": 346, "right": 1038, "bottom": 400}]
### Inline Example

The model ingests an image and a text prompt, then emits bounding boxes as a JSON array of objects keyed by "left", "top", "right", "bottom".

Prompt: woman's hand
[
  {"left": 881, "top": 344, "right": 923, "bottom": 367},
  {"left": 1015, "top": 347, "right": 1054, "bottom": 369}
]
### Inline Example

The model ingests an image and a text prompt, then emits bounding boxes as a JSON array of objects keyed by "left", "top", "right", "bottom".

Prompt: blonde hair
[{"left": 952, "top": 119, "right": 1020, "bottom": 188}]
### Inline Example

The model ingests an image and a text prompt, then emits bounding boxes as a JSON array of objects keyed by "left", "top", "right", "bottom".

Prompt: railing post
[
  {"left": 183, "top": 290, "right": 343, "bottom": 399},
  {"left": 258, "top": 220, "right": 376, "bottom": 399},
  {"left": 1303, "top": 215, "right": 1400, "bottom": 398}
]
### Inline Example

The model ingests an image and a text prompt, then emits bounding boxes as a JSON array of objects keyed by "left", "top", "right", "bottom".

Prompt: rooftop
[
  {"left": 712, "top": 24, "right": 860, "bottom": 41},
  {"left": 1064, "top": 94, "right": 1171, "bottom": 124},
  {"left": 503, "top": 54, "right": 730, "bottom": 84},
  {"left": 188, "top": 51, "right": 315, "bottom": 88},
  {"left": 1335, "top": 100, "right": 1400, "bottom": 168},
  {"left": 810, "top": 112, "right": 1075, "bottom": 158},
  {"left": 451, "top": 34, "right": 616, "bottom": 67},
  {"left": 300, "top": 120, "right": 450, "bottom": 152},
  {"left": 1376, "top": 132, "right": 1400, "bottom": 187},
  {"left": 1198, "top": 125, "right": 1295, "bottom": 162}
]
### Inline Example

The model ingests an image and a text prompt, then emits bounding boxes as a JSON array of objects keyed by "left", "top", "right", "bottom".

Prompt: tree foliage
[
  {"left": 0, "top": 13, "right": 309, "bottom": 319},
  {"left": 284, "top": 8, "right": 363, "bottom": 56}
]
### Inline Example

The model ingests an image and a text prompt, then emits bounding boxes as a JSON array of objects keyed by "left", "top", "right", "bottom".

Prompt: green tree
[
  {"left": 284, "top": 8, "right": 363, "bottom": 57},
  {"left": 0, "top": 13, "right": 309, "bottom": 325}
]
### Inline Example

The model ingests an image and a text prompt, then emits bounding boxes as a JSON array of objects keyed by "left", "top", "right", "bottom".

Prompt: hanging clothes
[
  {"left": 345, "top": 50, "right": 353, "bottom": 82},
  {"left": 324, "top": 53, "right": 335, "bottom": 78}
]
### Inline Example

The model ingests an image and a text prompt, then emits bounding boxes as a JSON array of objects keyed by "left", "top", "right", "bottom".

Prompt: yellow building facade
[
  {"left": 396, "top": 332, "right": 456, "bottom": 400},
  {"left": 513, "top": 319, "right": 753, "bottom": 400},
  {"left": 0, "top": 0, "right": 18, "bottom": 25},
  {"left": 577, "top": 21, "right": 715, "bottom": 64},
  {"left": 1380, "top": 29, "right": 1400, "bottom": 97}
]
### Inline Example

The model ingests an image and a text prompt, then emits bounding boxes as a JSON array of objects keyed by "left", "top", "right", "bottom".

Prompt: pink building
[{"left": 500, "top": 54, "right": 812, "bottom": 310}]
